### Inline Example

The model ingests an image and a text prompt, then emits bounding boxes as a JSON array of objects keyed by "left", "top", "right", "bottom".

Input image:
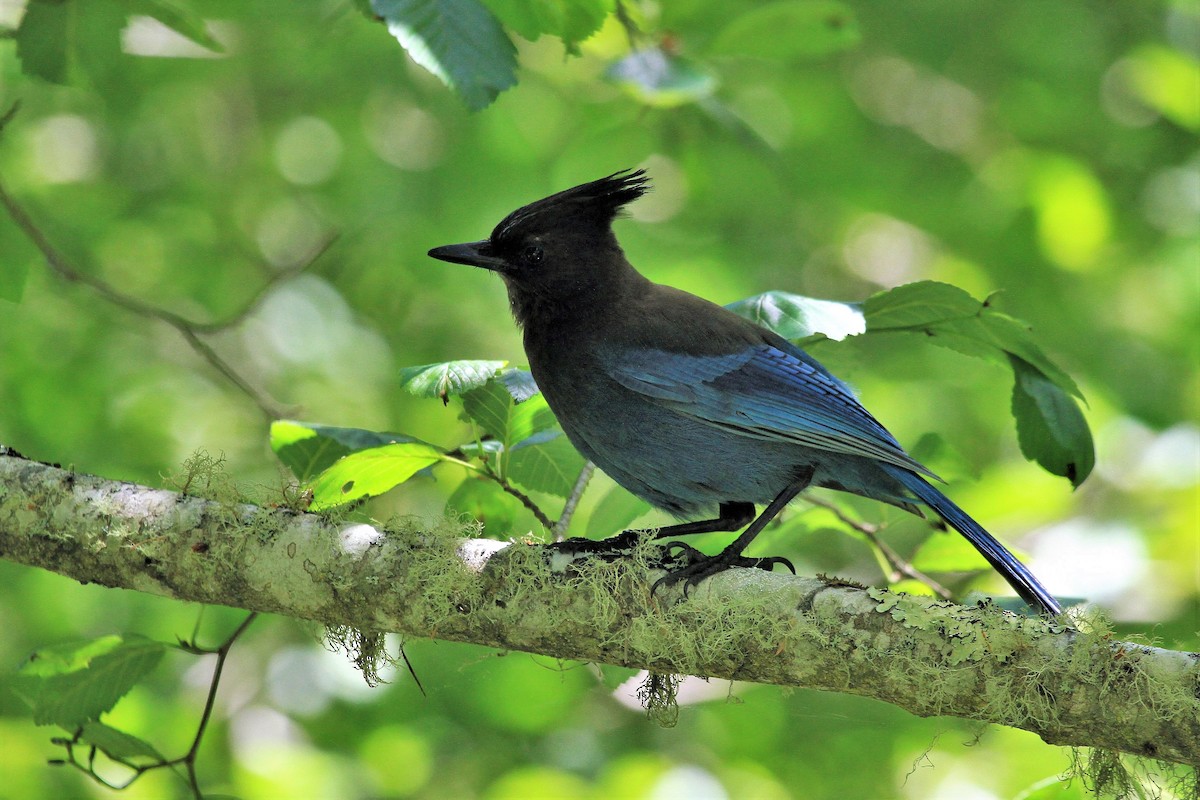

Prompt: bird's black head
[{"left": 428, "top": 169, "right": 649, "bottom": 324}]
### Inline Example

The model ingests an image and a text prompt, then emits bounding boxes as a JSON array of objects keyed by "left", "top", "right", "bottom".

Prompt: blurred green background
[{"left": 1, "top": 0, "right": 1197, "bottom": 797}]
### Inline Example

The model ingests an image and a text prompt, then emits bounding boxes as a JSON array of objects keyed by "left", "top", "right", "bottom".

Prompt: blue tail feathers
[{"left": 885, "top": 467, "right": 1063, "bottom": 615}]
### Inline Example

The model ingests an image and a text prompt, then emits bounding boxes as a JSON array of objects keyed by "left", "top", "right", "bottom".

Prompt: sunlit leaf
[
  {"left": 710, "top": 1, "right": 860, "bottom": 61},
  {"left": 727, "top": 290, "right": 865, "bottom": 341},
  {"left": 13, "top": 636, "right": 166, "bottom": 728},
  {"left": 271, "top": 420, "right": 434, "bottom": 481},
  {"left": 307, "top": 442, "right": 443, "bottom": 510},
  {"left": 1010, "top": 355, "right": 1094, "bottom": 487},
  {"left": 400, "top": 359, "right": 507, "bottom": 403},
  {"left": 371, "top": 0, "right": 517, "bottom": 111}
]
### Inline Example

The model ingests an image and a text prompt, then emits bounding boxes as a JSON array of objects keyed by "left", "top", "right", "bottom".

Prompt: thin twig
[
  {"left": 0, "top": 176, "right": 334, "bottom": 421},
  {"left": 805, "top": 496, "right": 953, "bottom": 600},
  {"left": 552, "top": 461, "right": 595, "bottom": 541}
]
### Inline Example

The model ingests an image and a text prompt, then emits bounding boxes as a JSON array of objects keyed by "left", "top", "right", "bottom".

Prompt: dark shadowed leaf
[
  {"left": 497, "top": 367, "right": 540, "bottom": 402},
  {"left": 371, "top": 0, "right": 517, "bottom": 110},
  {"left": 1010, "top": 355, "right": 1094, "bottom": 488}
]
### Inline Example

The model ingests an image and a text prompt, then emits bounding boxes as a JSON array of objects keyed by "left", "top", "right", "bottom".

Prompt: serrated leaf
[
  {"left": 507, "top": 432, "right": 586, "bottom": 497},
  {"left": 371, "top": 0, "right": 517, "bottom": 111},
  {"left": 981, "top": 312, "right": 1083, "bottom": 399},
  {"left": 586, "top": 485, "right": 653, "bottom": 536},
  {"left": 271, "top": 420, "right": 434, "bottom": 481},
  {"left": 481, "top": 0, "right": 612, "bottom": 52},
  {"left": 446, "top": 475, "right": 517, "bottom": 537},
  {"left": 605, "top": 48, "right": 717, "bottom": 108},
  {"left": 863, "top": 281, "right": 982, "bottom": 330},
  {"left": 13, "top": 636, "right": 166, "bottom": 728},
  {"left": 497, "top": 367, "right": 540, "bottom": 402},
  {"left": 1010, "top": 355, "right": 1094, "bottom": 487},
  {"left": 307, "top": 442, "right": 443, "bottom": 510},
  {"left": 400, "top": 360, "right": 507, "bottom": 403},
  {"left": 462, "top": 381, "right": 556, "bottom": 451},
  {"left": 123, "top": 0, "right": 224, "bottom": 52},
  {"left": 727, "top": 291, "right": 865, "bottom": 342},
  {"left": 710, "top": 1, "right": 860, "bottom": 61},
  {"left": 79, "top": 720, "right": 164, "bottom": 761}
]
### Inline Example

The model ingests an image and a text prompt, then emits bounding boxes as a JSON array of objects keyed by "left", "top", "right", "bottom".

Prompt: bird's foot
[
  {"left": 652, "top": 542, "right": 795, "bottom": 596},
  {"left": 545, "top": 530, "right": 644, "bottom": 562}
]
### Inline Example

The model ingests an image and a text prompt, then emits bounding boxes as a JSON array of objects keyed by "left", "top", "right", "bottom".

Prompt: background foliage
[{"left": 0, "top": 0, "right": 1197, "bottom": 797}]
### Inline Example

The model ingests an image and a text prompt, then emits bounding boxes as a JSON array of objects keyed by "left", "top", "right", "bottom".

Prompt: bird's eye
[{"left": 521, "top": 245, "right": 544, "bottom": 265}]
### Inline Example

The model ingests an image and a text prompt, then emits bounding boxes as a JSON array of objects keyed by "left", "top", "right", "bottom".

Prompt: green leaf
[
  {"left": 400, "top": 360, "right": 507, "bottom": 403},
  {"left": 370, "top": 0, "right": 518, "bottom": 111},
  {"left": 270, "top": 420, "right": 433, "bottom": 481},
  {"left": 13, "top": 636, "right": 166, "bottom": 728},
  {"left": 462, "top": 381, "right": 556, "bottom": 453},
  {"left": 980, "top": 312, "right": 1083, "bottom": 399},
  {"left": 497, "top": 367, "right": 540, "bottom": 403},
  {"left": 507, "top": 432, "right": 586, "bottom": 497},
  {"left": 605, "top": 48, "right": 717, "bottom": 108},
  {"left": 726, "top": 291, "right": 865, "bottom": 342},
  {"left": 586, "top": 485, "right": 653, "bottom": 536},
  {"left": 710, "top": 1, "right": 860, "bottom": 61},
  {"left": 446, "top": 476, "right": 518, "bottom": 537},
  {"left": 307, "top": 442, "right": 443, "bottom": 510},
  {"left": 16, "top": 0, "right": 73, "bottom": 83},
  {"left": 481, "top": 0, "right": 612, "bottom": 52},
  {"left": 79, "top": 720, "right": 164, "bottom": 761},
  {"left": 122, "top": 0, "right": 224, "bottom": 52},
  {"left": 1009, "top": 355, "right": 1094, "bottom": 487},
  {"left": 863, "top": 281, "right": 982, "bottom": 330}
]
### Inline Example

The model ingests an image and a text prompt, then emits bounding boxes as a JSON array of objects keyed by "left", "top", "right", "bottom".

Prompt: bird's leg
[
  {"left": 546, "top": 501, "right": 756, "bottom": 559},
  {"left": 654, "top": 470, "right": 813, "bottom": 595}
]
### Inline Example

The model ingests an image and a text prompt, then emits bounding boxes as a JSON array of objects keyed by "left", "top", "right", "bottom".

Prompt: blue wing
[{"left": 601, "top": 341, "right": 937, "bottom": 479}]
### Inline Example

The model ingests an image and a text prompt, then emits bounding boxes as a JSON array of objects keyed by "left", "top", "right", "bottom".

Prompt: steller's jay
[{"left": 428, "top": 169, "right": 1062, "bottom": 615}]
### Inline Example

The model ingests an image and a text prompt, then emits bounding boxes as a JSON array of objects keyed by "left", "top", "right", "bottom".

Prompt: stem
[{"left": 552, "top": 461, "right": 595, "bottom": 541}]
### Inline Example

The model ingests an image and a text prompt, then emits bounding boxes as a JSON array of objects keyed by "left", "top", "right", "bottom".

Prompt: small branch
[
  {"left": 2, "top": 453, "right": 1197, "bottom": 768},
  {"left": 0, "top": 169, "right": 334, "bottom": 421},
  {"left": 552, "top": 461, "right": 595, "bottom": 541},
  {"left": 805, "top": 495, "right": 953, "bottom": 600}
]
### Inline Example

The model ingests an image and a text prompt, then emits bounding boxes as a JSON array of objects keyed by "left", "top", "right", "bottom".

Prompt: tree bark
[{"left": 1, "top": 451, "right": 1196, "bottom": 768}]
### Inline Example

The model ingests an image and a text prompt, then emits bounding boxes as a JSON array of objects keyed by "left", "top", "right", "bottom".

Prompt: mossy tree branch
[{"left": 1, "top": 452, "right": 1197, "bottom": 769}]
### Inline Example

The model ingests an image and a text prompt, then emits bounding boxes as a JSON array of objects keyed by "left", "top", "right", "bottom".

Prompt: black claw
[{"left": 651, "top": 548, "right": 796, "bottom": 596}]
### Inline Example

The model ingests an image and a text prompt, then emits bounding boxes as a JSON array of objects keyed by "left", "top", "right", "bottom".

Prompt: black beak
[{"left": 427, "top": 240, "right": 507, "bottom": 271}]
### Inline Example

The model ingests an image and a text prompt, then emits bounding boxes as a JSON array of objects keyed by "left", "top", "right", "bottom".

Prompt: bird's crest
[{"left": 491, "top": 169, "right": 650, "bottom": 242}]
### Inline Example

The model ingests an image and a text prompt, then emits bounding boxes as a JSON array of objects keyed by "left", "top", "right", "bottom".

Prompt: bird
[{"left": 428, "top": 169, "right": 1062, "bottom": 615}]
